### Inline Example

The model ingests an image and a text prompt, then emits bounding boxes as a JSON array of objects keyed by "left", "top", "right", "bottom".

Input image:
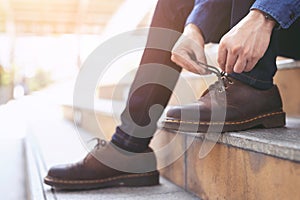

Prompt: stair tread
[
  {"left": 164, "top": 117, "right": 300, "bottom": 162},
  {"left": 276, "top": 59, "right": 300, "bottom": 70},
  {"left": 62, "top": 98, "right": 126, "bottom": 117},
  {"left": 45, "top": 178, "right": 199, "bottom": 200}
]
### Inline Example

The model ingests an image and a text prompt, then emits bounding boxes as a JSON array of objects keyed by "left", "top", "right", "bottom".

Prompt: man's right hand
[{"left": 171, "top": 24, "right": 208, "bottom": 74}]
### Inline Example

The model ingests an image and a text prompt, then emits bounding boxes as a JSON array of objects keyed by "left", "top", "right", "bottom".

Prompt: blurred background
[
  {"left": 0, "top": 0, "right": 157, "bottom": 104},
  {"left": 0, "top": 1, "right": 158, "bottom": 199},
  {"left": 1, "top": 1, "right": 299, "bottom": 200}
]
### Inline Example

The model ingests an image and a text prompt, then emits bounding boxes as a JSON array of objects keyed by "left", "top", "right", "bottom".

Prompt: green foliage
[
  {"left": 0, "top": 64, "right": 52, "bottom": 92},
  {"left": 27, "top": 68, "right": 52, "bottom": 92},
  {"left": 0, "top": 65, "right": 13, "bottom": 86}
]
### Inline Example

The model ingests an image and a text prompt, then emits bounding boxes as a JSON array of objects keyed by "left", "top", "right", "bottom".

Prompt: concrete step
[
  {"left": 0, "top": 99, "right": 34, "bottom": 200},
  {"left": 0, "top": 139, "right": 26, "bottom": 200},
  {"left": 61, "top": 98, "right": 126, "bottom": 139},
  {"left": 274, "top": 60, "right": 300, "bottom": 116},
  {"left": 25, "top": 99, "right": 200, "bottom": 200},
  {"left": 60, "top": 56, "right": 300, "bottom": 199},
  {"left": 61, "top": 97, "right": 300, "bottom": 199},
  {"left": 97, "top": 72, "right": 217, "bottom": 106},
  {"left": 153, "top": 118, "right": 300, "bottom": 200}
]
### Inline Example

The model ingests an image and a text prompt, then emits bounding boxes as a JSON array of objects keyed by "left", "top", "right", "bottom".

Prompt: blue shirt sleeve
[
  {"left": 251, "top": 0, "right": 300, "bottom": 29},
  {"left": 185, "top": 0, "right": 232, "bottom": 43}
]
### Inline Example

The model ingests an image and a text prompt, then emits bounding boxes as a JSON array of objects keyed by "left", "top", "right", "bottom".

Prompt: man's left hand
[{"left": 217, "top": 10, "right": 276, "bottom": 74}]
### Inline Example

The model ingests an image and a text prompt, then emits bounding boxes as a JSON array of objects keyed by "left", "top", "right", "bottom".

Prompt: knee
[
  {"left": 156, "top": 0, "right": 193, "bottom": 16},
  {"left": 156, "top": 0, "right": 179, "bottom": 10}
]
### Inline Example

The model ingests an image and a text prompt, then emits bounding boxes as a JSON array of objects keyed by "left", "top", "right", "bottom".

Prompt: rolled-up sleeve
[
  {"left": 251, "top": 0, "right": 300, "bottom": 29},
  {"left": 185, "top": 0, "right": 232, "bottom": 43}
]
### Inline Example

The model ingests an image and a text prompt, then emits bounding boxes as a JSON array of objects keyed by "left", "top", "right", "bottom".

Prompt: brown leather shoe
[
  {"left": 163, "top": 75, "right": 286, "bottom": 132},
  {"left": 44, "top": 139, "right": 159, "bottom": 190}
]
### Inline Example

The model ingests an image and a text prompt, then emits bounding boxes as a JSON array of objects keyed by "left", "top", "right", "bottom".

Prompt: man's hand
[
  {"left": 171, "top": 24, "right": 207, "bottom": 74},
  {"left": 218, "top": 10, "right": 276, "bottom": 74}
]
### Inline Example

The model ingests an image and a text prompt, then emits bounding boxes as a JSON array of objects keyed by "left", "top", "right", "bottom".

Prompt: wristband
[
  {"left": 263, "top": 12, "right": 275, "bottom": 22},
  {"left": 259, "top": 10, "right": 279, "bottom": 29}
]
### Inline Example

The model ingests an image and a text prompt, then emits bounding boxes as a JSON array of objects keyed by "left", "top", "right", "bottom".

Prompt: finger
[
  {"left": 244, "top": 59, "right": 259, "bottom": 72},
  {"left": 171, "top": 53, "right": 206, "bottom": 74},
  {"left": 217, "top": 44, "right": 227, "bottom": 71},
  {"left": 225, "top": 52, "right": 238, "bottom": 74},
  {"left": 195, "top": 52, "right": 209, "bottom": 74},
  {"left": 171, "top": 53, "right": 193, "bottom": 71},
  {"left": 195, "top": 46, "right": 207, "bottom": 63},
  {"left": 233, "top": 56, "right": 247, "bottom": 73}
]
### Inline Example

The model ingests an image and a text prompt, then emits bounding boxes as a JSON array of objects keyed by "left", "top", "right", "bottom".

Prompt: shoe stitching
[
  {"left": 45, "top": 171, "right": 158, "bottom": 184},
  {"left": 164, "top": 111, "right": 284, "bottom": 125}
]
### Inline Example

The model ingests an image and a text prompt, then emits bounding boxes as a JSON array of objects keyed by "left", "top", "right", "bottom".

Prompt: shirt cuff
[{"left": 251, "top": 0, "right": 300, "bottom": 29}]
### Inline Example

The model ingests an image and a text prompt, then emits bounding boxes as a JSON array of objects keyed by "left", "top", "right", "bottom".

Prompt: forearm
[{"left": 183, "top": 24, "right": 205, "bottom": 47}]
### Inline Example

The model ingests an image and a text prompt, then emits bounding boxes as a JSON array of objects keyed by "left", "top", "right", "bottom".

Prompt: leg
[
  {"left": 112, "top": 0, "right": 235, "bottom": 152},
  {"left": 44, "top": 0, "right": 195, "bottom": 190},
  {"left": 111, "top": 0, "right": 194, "bottom": 152},
  {"left": 277, "top": 18, "right": 300, "bottom": 60}
]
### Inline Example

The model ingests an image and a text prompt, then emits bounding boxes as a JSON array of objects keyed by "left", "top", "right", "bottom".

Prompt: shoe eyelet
[
  {"left": 228, "top": 80, "right": 234, "bottom": 85},
  {"left": 217, "top": 84, "right": 227, "bottom": 92},
  {"left": 100, "top": 140, "right": 107, "bottom": 147}
]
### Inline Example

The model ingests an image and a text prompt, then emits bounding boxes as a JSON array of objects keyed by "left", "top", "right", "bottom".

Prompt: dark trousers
[{"left": 111, "top": 0, "right": 300, "bottom": 152}]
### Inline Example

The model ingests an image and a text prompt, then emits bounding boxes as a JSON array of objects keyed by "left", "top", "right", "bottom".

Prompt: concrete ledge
[
  {"left": 277, "top": 59, "right": 300, "bottom": 70},
  {"left": 155, "top": 119, "right": 300, "bottom": 200},
  {"left": 162, "top": 117, "right": 300, "bottom": 163},
  {"left": 184, "top": 136, "right": 300, "bottom": 200},
  {"left": 61, "top": 99, "right": 126, "bottom": 139},
  {"left": 0, "top": 140, "right": 26, "bottom": 200},
  {"left": 274, "top": 68, "right": 300, "bottom": 116},
  {"left": 25, "top": 134, "right": 55, "bottom": 200}
]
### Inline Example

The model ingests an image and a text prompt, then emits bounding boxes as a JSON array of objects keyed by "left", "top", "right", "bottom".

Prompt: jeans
[{"left": 111, "top": 0, "right": 300, "bottom": 152}]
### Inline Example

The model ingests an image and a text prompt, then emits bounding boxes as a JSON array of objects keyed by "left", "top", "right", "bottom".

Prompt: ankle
[
  {"left": 110, "top": 139, "right": 146, "bottom": 153},
  {"left": 228, "top": 74, "right": 274, "bottom": 90}
]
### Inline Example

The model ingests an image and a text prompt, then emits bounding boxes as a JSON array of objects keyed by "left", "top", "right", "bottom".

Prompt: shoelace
[
  {"left": 87, "top": 137, "right": 107, "bottom": 150},
  {"left": 83, "top": 138, "right": 107, "bottom": 163},
  {"left": 197, "top": 61, "right": 233, "bottom": 93}
]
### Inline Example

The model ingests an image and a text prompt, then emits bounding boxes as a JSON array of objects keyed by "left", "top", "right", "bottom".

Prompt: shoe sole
[
  {"left": 44, "top": 171, "right": 159, "bottom": 190},
  {"left": 163, "top": 111, "right": 286, "bottom": 133}
]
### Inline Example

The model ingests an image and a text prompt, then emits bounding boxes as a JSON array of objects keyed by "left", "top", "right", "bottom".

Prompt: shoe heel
[
  {"left": 120, "top": 172, "right": 160, "bottom": 187},
  {"left": 262, "top": 112, "right": 286, "bottom": 128}
]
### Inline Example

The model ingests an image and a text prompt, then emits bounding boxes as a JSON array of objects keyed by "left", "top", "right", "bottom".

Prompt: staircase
[
  {"left": 59, "top": 57, "right": 300, "bottom": 200},
  {"left": 7, "top": 53, "right": 296, "bottom": 200},
  {"left": 23, "top": 95, "right": 200, "bottom": 200}
]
